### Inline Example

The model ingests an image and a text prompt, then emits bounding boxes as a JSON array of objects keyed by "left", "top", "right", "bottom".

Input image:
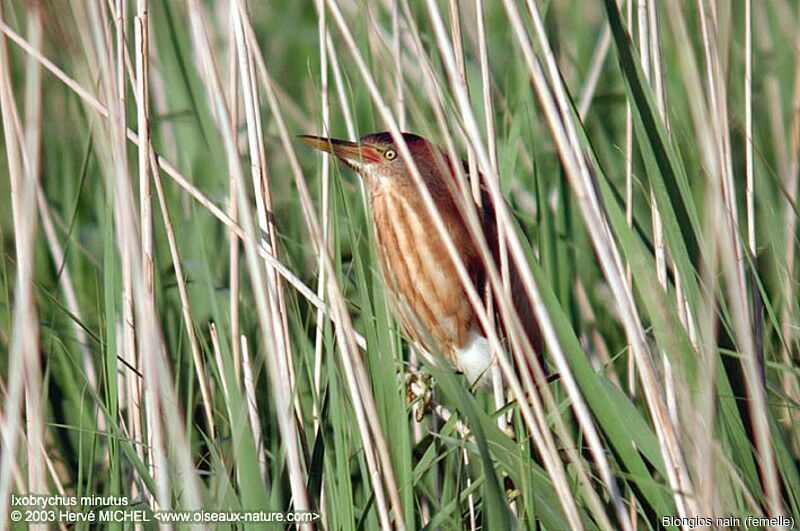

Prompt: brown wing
[{"left": 476, "top": 183, "right": 545, "bottom": 373}]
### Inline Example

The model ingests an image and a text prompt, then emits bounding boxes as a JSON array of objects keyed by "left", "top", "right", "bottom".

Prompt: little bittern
[{"left": 300, "top": 132, "right": 540, "bottom": 388}]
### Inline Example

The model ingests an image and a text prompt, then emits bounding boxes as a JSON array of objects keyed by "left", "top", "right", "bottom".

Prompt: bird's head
[{"left": 299, "top": 132, "right": 451, "bottom": 188}]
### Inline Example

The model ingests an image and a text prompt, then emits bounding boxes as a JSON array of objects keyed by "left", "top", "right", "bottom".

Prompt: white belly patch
[{"left": 457, "top": 331, "right": 494, "bottom": 389}]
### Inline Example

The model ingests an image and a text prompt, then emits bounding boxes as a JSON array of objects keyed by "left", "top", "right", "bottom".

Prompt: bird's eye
[{"left": 384, "top": 149, "right": 397, "bottom": 161}]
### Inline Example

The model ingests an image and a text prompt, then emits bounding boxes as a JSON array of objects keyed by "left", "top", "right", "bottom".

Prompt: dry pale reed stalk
[
  {"left": 310, "top": 4, "right": 333, "bottom": 526},
  {"left": 745, "top": 0, "right": 756, "bottom": 258},
  {"left": 101, "top": 0, "right": 147, "bottom": 500},
  {"left": 0, "top": 5, "right": 45, "bottom": 527},
  {"left": 135, "top": 4, "right": 176, "bottom": 476},
  {"left": 186, "top": 0, "right": 313, "bottom": 522},
  {"left": 637, "top": 1, "right": 668, "bottom": 295},
  {"left": 312, "top": 0, "right": 333, "bottom": 434},
  {"left": 623, "top": 0, "right": 636, "bottom": 400},
  {"left": 136, "top": 0, "right": 153, "bottom": 303},
  {"left": 227, "top": 2, "right": 242, "bottom": 389},
  {"left": 462, "top": 445, "right": 477, "bottom": 530},
  {"left": 20, "top": 7, "right": 47, "bottom": 505}
]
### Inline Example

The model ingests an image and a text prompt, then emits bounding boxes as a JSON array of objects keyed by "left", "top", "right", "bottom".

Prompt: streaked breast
[{"left": 370, "top": 184, "right": 475, "bottom": 362}]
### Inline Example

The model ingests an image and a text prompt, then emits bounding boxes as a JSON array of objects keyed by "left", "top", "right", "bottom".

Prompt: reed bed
[{"left": 0, "top": 0, "right": 798, "bottom": 529}]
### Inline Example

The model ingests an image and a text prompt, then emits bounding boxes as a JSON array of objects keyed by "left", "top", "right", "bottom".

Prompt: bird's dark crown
[{"left": 360, "top": 131, "right": 425, "bottom": 148}]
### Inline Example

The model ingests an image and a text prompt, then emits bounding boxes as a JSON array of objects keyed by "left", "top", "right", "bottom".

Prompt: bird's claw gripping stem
[{"left": 405, "top": 370, "right": 433, "bottom": 422}]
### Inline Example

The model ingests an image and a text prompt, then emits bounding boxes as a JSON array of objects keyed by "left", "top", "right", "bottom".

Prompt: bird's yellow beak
[{"left": 298, "top": 135, "right": 382, "bottom": 165}]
